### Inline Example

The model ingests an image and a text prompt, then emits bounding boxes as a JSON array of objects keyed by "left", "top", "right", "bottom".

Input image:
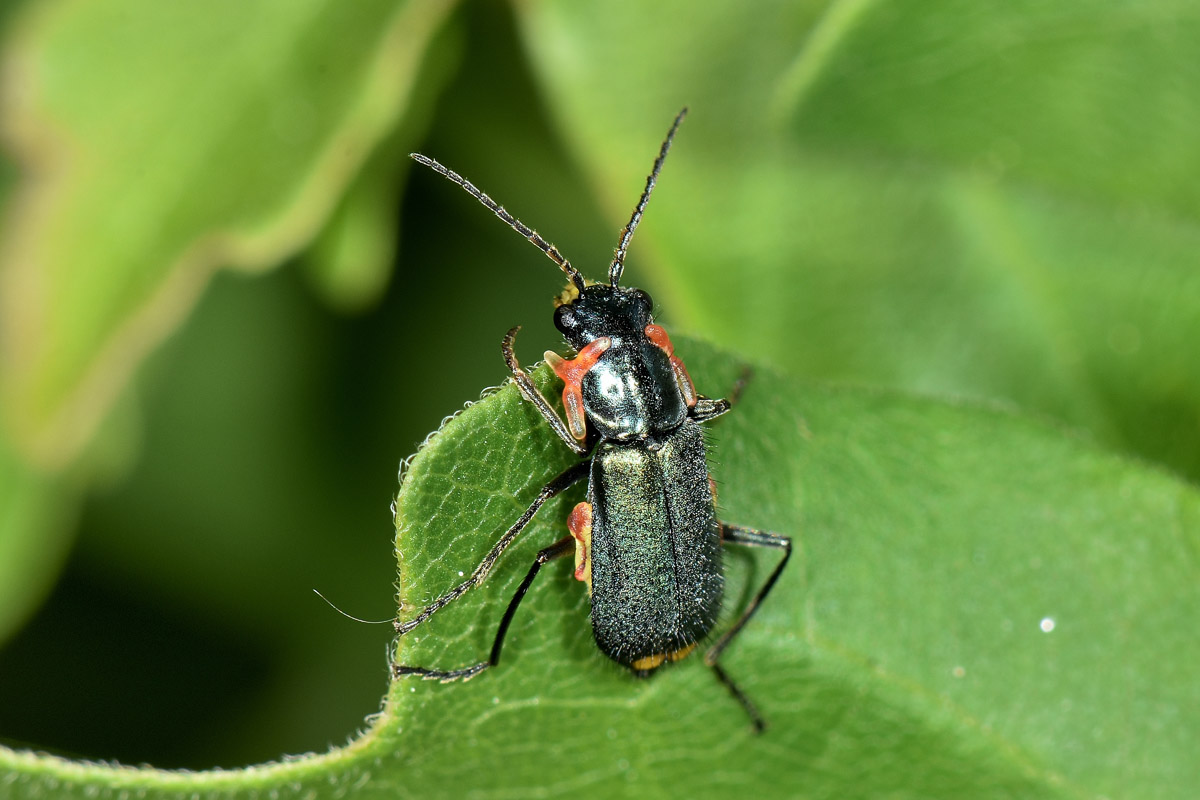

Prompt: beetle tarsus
[{"left": 710, "top": 662, "right": 767, "bottom": 734}]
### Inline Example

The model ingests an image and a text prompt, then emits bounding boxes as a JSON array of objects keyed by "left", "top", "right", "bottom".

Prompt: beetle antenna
[
  {"left": 313, "top": 589, "right": 392, "bottom": 625},
  {"left": 410, "top": 153, "right": 586, "bottom": 292},
  {"left": 609, "top": 107, "right": 688, "bottom": 287}
]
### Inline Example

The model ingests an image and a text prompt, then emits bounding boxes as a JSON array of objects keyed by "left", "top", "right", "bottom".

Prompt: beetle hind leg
[
  {"left": 394, "top": 461, "right": 586, "bottom": 637},
  {"left": 391, "top": 463, "right": 586, "bottom": 682},
  {"left": 707, "top": 522, "right": 792, "bottom": 733},
  {"left": 392, "top": 536, "right": 574, "bottom": 682},
  {"left": 709, "top": 662, "right": 766, "bottom": 733}
]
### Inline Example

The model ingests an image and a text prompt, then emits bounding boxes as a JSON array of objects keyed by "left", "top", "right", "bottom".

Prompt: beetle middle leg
[
  {"left": 393, "top": 537, "right": 574, "bottom": 681},
  {"left": 725, "top": 365, "right": 753, "bottom": 408},
  {"left": 394, "top": 460, "right": 588, "bottom": 641},
  {"left": 690, "top": 365, "right": 754, "bottom": 423},
  {"left": 706, "top": 522, "right": 792, "bottom": 732}
]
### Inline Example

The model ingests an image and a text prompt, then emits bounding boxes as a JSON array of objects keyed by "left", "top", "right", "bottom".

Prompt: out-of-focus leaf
[
  {"left": 0, "top": 433, "right": 75, "bottom": 645},
  {"left": 516, "top": 0, "right": 1200, "bottom": 481},
  {"left": 7, "top": 340, "right": 1195, "bottom": 797},
  {"left": 0, "top": 0, "right": 455, "bottom": 468},
  {"left": 302, "top": 17, "right": 462, "bottom": 312},
  {"left": 302, "top": 144, "right": 405, "bottom": 313}
]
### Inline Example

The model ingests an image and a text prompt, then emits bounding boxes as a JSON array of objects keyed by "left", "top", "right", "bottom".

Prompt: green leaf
[
  {"left": 0, "top": 0, "right": 455, "bottom": 467},
  {"left": 4, "top": 340, "right": 1196, "bottom": 797},
  {"left": 0, "top": 433, "right": 76, "bottom": 644},
  {"left": 515, "top": 0, "right": 1200, "bottom": 481},
  {"left": 301, "top": 141, "right": 406, "bottom": 313},
  {"left": 301, "top": 18, "right": 462, "bottom": 312}
]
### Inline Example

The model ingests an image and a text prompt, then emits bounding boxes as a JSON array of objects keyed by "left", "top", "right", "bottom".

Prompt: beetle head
[{"left": 554, "top": 284, "right": 653, "bottom": 350}]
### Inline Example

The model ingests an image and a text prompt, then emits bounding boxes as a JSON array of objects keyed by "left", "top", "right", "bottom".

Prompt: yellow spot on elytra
[
  {"left": 668, "top": 643, "right": 697, "bottom": 662},
  {"left": 632, "top": 653, "right": 667, "bottom": 671}
]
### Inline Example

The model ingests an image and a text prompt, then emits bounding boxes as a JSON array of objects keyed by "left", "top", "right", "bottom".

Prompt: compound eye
[
  {"left": 554, "top": 304, "right": 577, "bottom": 333},
  {"left": 630, "top": 288, "right": 653, "bottom": 313}
]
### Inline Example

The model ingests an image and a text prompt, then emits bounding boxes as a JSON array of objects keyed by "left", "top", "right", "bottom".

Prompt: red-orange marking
[
  {"left": 545, "top": 337, "right": 612, "bottom": 440},
  {"left": 644, "top": 324, "right": 697, "bottom": 407},
  {"left": 567, "top": 501, "right": 593, "bottom": 583}
]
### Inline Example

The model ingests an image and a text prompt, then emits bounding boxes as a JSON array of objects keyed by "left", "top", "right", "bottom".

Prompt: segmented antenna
[
  {"left": 609, "top": 107, "right": 688, "bottom": 287},
  {"left": 410, "top": 153, "right": 586, "bottom": 292}
]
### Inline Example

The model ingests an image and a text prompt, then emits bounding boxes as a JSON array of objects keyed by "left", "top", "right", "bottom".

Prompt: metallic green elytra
[
  {"left": 589, "top": 423, "right": 722, "bottom": 667},
  {"left": 393, "top": 109, "right": 791, "bottom": 732}
]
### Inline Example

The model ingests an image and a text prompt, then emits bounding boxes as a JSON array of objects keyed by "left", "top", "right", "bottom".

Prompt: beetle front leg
[
  {"left": 503, "top": 326, "right": 589, "bottom": 456},
  {"left": 707, "top": 522, "right": 792, "bottom": 732}
]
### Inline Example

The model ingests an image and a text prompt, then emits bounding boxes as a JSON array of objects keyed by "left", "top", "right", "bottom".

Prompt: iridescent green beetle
[{"left": 394, "top": 109, "right": 791, "bottom": 731}]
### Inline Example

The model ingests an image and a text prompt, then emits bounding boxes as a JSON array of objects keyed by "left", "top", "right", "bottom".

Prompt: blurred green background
[{"left": 1, "top": 0, "right": 1198, "bottom": 775}]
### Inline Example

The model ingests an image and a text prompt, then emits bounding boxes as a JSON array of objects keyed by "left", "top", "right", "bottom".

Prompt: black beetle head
[{"left": 554, "top": 284, "right": 653, "bottom": 350}]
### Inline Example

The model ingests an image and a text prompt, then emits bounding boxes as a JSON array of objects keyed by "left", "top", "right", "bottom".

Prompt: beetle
[{"left": 392, "top": 109, "right": 791, "bottom": 731}]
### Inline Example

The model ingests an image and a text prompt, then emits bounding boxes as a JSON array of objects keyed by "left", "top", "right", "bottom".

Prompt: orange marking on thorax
[
  {"left": 644, "top": 324, "right": 697, "bottom": 407},
  {"left": 567, "top": 501, "right": 594, "bottom": 591},
  {"left": 545, "top": 337, "right": 612, "bottom": 440}
]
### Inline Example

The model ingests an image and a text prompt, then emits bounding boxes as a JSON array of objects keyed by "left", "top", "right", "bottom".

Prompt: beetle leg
[
  {"left": 706, "top": 522, "right": 792, "bottom": 733},
  {"left": 689, "top": 397, "right": 731, "bottom": 423},
  {"left": 544, "top": 337, "right": 612, "bottom": 440},
  {"left": 567, "top": 501, "right": 594, "bottom": 591},
  {"left": 725, "top": 365, "right": 754, "bottom": 408},
  {"left": 393, "top": 537, "right": 575, "bottom": 682},
  {"left": 393, "top": 461, "right": 588, "bottom": 637},
  {"left": 690, "top": 365, "right": 753, "bottom": 423},
  {"left": 502, "top": 327, "right": 589, "bottom": 456},
  {"left": 484, "top": 536, "right": 574, "bottom": 668}
]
